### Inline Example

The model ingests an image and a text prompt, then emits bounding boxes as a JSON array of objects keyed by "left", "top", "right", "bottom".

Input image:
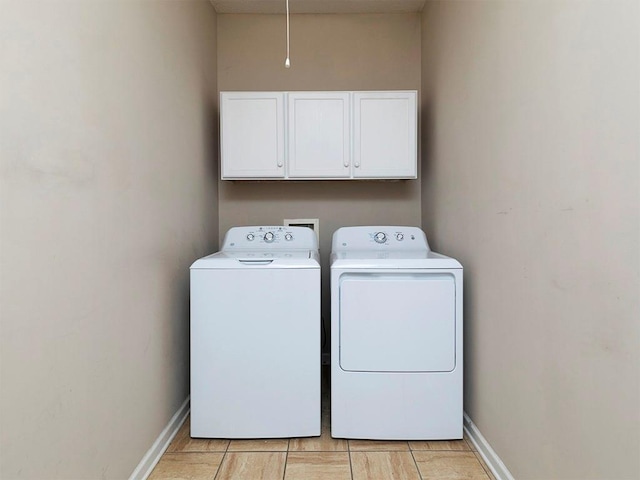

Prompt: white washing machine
[
  {"left": 330, "top": 226, "right": 463, "bottom": 440},
  {"left": 190, "top": 226, "right": 320, "bottom": 438}
]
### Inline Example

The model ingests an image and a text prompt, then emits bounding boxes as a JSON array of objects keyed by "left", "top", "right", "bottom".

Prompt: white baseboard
[
  {"left": 129, "top": 396, "right": 190, "bottom": 480},
  {"left": 464, "top": 412, "right": 515, "bottom": 480}
]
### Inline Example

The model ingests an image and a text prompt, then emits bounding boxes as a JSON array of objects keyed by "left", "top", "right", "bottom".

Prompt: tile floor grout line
[
  {"left": 212, "top": 450, "right": 226, "bottom": 480},
  {"left": 282, "top": 439, "right": 290, "bottom": 480},
  {"left": 473, "top": 450, "right": 494, "bottom": 480},
  {"left": 347, "top": 440, "right": 355, "bottom": 480},
  {"left": 409, "top": 449, "right": 425, "bottom": 480},
  {"left": 224, "top": 450, "right": 289, "bottom": 453},
  {"left": 463, "top": 436, "right": 475, "bottom": 451},
  {"left": 212, "top": 438, "right": 232, "bottom": 480}
]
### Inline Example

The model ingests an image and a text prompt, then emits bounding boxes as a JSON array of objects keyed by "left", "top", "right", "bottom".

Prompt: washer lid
[
  {"left": 223, "top": 251, "right": 313, "bottom": 260},
  {"left": 191, "top": 250, "right": 320, "bottom": 269}
]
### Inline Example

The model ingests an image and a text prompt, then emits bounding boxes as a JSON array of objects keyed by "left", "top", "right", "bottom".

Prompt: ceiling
[{"left": 209, "top": 0, "right": 427, "bottom": 14}]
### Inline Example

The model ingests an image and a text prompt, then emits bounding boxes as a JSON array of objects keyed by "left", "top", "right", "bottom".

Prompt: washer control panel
[
  {"left": 332, "top": 226, "right": 429, "bottom": 251},
  {"left": 223, "top": 226, "right": 318, "bottom": 250}
]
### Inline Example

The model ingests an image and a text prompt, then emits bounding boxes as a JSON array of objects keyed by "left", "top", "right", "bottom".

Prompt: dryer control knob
[
  {"left": 374, "top": 232, "right": 387, "bottom": 244},
  {"left": 284, "top": 233, "right": 293, "bottom": 241},
  {"left": 264, "top": 232, "right": 275, "bottom": 243},
  {"left": 246, "top": 234, "right": 255, "bottom": 241},
  {"left": 396, "top": 233, "right": 404, "bottom": 241}
]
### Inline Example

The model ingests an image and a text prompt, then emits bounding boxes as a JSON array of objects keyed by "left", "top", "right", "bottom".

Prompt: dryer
[
  {"left": 190, "top": 226, "right": 320, "bottom": 438},
  {"left": 330, "top": 226, "right": 463, "bottom": 440}
]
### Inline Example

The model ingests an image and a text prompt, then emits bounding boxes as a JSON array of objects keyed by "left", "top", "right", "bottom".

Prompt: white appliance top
[
  {"left": 191, "top": 226, "right": 320, "bottom": 269},
  {"left": 331, "top": 226, "right": 461, "bottom": 269}
]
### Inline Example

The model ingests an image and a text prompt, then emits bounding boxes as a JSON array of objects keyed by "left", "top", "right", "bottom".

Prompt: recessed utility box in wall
[{"left": 284, "top": 218, "right": 319, "bottom": 240}]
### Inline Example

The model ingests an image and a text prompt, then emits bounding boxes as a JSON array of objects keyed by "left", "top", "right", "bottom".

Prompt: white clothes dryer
[
  {"left": 330, "top": 226, "right": 463, "bottom": 440},
  {"left": 190, "top": 226, "right": 320, "bottom": 438}
]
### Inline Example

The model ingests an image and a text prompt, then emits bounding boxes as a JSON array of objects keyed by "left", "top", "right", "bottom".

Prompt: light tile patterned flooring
[
  {"left": 150, "top": 369, "right": 494, "bottom": 480},
  {"left": 149, "top": 415, "right": 496, "bottom": 480}
]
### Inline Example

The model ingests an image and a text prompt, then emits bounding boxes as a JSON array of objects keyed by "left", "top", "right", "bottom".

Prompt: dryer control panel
[
  {"left": 332, "top": 226, "right": 429, "bottom": 251},
  {"left": 223, "top": 226, "right": 318, "bottom": 250}
]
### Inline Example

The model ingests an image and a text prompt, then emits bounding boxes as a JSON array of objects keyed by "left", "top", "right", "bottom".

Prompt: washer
[
  {"left": 330, "top": 226, "right": 463, "bottom": 440},
  {"left": 190, "top": 226, "right": 320, "bottom": 438}
]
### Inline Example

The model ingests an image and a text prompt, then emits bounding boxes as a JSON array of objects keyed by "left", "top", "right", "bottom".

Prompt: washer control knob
[
  {"left": 396, "top": 233, "right": 404, "bottom": 241},
  {"left": 284, "top": 233, "right": 293, "bottom": 241},
  {"left": 263, "top": 232, "right": 275, "bottom": 243},
  {"left": 246, "top": 234, "right": 255, "bottom": 241},
  {"left": 374, "top": 232, "right": 387, "bottom": 244}
]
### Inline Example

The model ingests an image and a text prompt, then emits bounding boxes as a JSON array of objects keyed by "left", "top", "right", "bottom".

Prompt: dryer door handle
[{"left": 238, "top": 260, "right": 274, "bottom": 265}]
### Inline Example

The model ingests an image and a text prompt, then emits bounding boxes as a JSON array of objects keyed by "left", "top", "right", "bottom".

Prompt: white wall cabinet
[
  {"left": 353, "top": 91, "right": 417, "bottom": 178},
  {"left": 220, "top": 92, "right": 285, "bottom": 178},
  {"left": 288, "top": 92, "right": 351, "bottom": 178},
  {"left": 220, "top": 91, "right": 417, "bottom": 180}
]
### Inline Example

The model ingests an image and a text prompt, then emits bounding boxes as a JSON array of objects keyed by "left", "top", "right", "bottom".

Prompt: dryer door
[{"left": 339, "top": 272, "right": 456, "bottom": 372}]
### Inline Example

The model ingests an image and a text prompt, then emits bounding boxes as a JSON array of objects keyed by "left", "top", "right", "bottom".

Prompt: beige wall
[
  {"left": 218, "top": 13, "right": 422, "bottom": 321},
  {"left": 421, "top": 1, "right": 639, "bottom": 478},
  {"left": 0, "top": 1, "right": 218, "bottom": 478}
]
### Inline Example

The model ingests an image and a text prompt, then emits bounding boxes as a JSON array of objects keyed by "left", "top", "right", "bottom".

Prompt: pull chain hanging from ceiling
[{"left": 284, "top": 0, "right": 291, "bottom": 68}]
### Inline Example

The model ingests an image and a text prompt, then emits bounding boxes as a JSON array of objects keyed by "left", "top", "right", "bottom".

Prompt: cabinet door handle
[
  {"left": 277, "top": 160, "right": 283, "bottom": 167},
  {"left": 354, "top": 161, "right": 360, "bottom": 168}
]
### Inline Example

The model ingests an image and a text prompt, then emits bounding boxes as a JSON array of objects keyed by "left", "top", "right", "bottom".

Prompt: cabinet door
[
  {"left": 221, "top": 92, "right": 285, "bottom": 179},
  {"left": 353, "top": 91, "right": 417, "bottom": 179},
  {"left": 288, "top": 92, "right": 351, "bottom": 178}
]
